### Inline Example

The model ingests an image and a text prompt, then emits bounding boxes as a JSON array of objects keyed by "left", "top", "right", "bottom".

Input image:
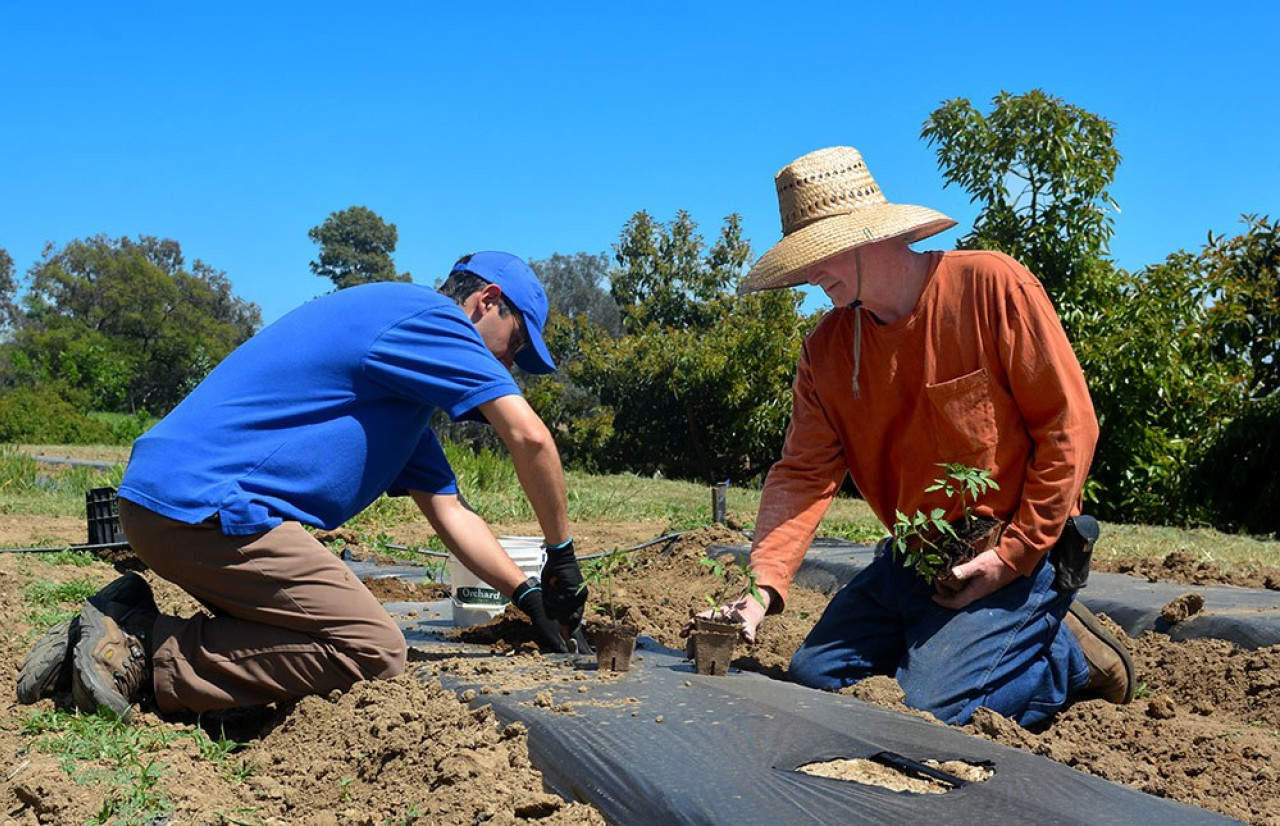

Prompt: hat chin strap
[{"left": 848, "top": 252, "right": 863, "bottom": 399}]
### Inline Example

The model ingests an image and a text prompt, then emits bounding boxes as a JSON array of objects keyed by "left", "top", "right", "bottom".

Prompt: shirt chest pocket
[{"left": 924, "top": 367, "right": 997, "bottom": 467}]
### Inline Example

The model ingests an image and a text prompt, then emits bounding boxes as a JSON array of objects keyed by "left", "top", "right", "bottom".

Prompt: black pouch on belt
[{"left": 1051, "top": 514, "right": 1099, "bottom": 590}]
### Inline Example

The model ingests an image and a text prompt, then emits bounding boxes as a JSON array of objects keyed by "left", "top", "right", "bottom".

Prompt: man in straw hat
[
  {"left": 17, "top": 251, "right": 589, "bottom": 722},
  {"left": 707, "top": 146, "right": 1133, "bottom": 726}
]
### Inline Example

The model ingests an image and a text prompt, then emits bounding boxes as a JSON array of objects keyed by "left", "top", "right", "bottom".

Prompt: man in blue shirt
[{"left": 37, "top": 251, "right": 587, "bottom": 721}]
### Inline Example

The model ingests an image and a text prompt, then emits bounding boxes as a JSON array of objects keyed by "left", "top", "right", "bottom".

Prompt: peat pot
[
  {"left": 691, "top": 630, "right": 737, "bottom": 676},
  {"left": 593, "top": 625, "right": 638, "bottom": 672}
]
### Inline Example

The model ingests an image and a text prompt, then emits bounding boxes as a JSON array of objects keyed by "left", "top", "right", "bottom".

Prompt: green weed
[
  {"left": 23, "top": 578, "right": 101, "bottom": 608},
  {"left": 384, "top": 806, "right": 426, "bottom": 825},
  {"left": 22, "top": 577, "right": 101, "bottom": 631},
  {"left": 22, "top": 707, "right": 254, "bottom": 823},
  {"left": 34, "top": 548, "right": 100, "bottom": 567},
  {"left": 23, "top": 709, "right": 175, "bottom": 824}
]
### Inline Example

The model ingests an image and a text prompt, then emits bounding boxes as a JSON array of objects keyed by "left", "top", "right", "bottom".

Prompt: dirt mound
[
  {"left": 239, "top": 674, "right": 602, "bottom": 825},
  {"left": 0, "top": 557, "right": 602, "bottom": 825},
  {"left": 6, "top": 527, "right": 1280, "bottom": 824},
  {"left": 1097, "top": 550, "right": 1280, "bottom": 590}
]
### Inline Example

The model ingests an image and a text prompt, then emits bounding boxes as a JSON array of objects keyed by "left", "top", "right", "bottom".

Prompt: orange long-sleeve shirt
[{"left": 751, "top": 250, "right": 1099, "bottom": 609}]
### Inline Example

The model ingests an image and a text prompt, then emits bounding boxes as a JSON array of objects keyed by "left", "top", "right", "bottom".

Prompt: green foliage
[
  {"left": 308, "top": 205, "right": 410, "bottom": 290},
  {"left": 922, "top": 89, "right": 1120, "bottom": 306},
  {"left": 23, "top": 577, "right": 101, "bottom": 608},
  {"left": 578, "top": 547, "right": 629, "bottom": 626},
  {"left": 2, "top": 235, "right": 260, "bottom": 416},
  {"left": 1183, "top": 393, "right": 1280, "bottom": 534},
  {"left": 528, "top": 252, "right": 621, "bottom": 337},
  {"left": 1069, "top": 253, "right": 1242, "bottom": 521},
  {"left": 610, "top": 210, "right": 751, "bottom": 332},
  {"left": 536, "top": 212, "right": 813, "bottom": 482},
  {"left": 0, "top": 385, "right": 114, "bottom": 444},
  {"left": 92, "top": 409, "right": 158, "bottom": 445},
  {"left": 22, "top": 576, "right": 102, "bottom": 630},
  {"left": 0, "top": 245, "right": 16, "bottom": 329},
  {"left": 926, "top": 463, "right": 1000, "bottom": 528},
  {"left": 1201, "top": 215, "right": 1280, "bottom": 397},
  {"left": 36, "top": 548, "right": 100, "bottom": 567},
  {"left": 892, "top": 464, "right": 999, "bottom": 581},
  {"left": 698, "top": 554, "right": 763, "bottom": 612},
  {"left": 891, "top": 507, "right": 954, "bottom": 581}
]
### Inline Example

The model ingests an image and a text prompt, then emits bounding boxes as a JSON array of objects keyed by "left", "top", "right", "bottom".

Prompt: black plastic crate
[{"left": 86, "top": 487, "right": 126, "bottom": 545}]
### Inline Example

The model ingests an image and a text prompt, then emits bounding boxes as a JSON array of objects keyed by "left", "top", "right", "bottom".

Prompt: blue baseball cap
[{"left": 451, "top": 251, "right": 556, "bottom": 374}]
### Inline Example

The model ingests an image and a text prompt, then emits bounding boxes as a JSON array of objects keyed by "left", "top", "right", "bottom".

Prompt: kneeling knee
[
  {"left": 348, "top": 619, "right": 407, "bottom": 681},
  {"left": 788, "top": 647, "right": 833, "bottom": 690}
]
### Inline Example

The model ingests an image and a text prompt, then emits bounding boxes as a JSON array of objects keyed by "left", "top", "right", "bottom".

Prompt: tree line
[{"left": 0, "top": 90, "right": 1275, "bottom": 534}]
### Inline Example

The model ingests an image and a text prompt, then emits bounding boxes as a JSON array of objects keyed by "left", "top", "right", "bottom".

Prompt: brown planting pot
[
  {"left": 692, "top": 630, "right": 737, "bottom": 676},
  {"left": 593, "top": 625, "right": 638, "bottom": 672}
]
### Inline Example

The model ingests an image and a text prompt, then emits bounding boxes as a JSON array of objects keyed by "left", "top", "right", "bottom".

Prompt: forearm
[
  {"left": 749, "top": 462, "right": 840, "bottom": 611},
  {"left": 480, "top": 395, "right": 570, "bottom": 545},
  {"left": 998, "top": 282, "right": 1101, "bottom": 575},
  {"left": 508, "top": 433, "right": 570, "bottom": 546},
  {"left": 410, "top": 491, "right": 528, "bottom": 595}
]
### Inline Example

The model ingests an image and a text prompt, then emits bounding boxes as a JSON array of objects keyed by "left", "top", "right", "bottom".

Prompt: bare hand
[
  {"left": 680, "top": 590, "right": 771, "bottom": 645},
  {"left": 931, "top": 549, "right": 1020, "bottom": 609}
]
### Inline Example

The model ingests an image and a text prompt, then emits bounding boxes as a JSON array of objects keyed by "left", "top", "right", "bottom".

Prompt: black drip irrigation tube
[
  {"left": 0, "top": 541, "right": 131, "bottom": 554},
  {"left": 385, "top": 530, "right": 697, "bottom": 562}
]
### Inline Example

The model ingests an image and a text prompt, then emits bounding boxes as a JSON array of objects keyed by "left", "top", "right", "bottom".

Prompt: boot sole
[
  {"left": 18, "top": 572, "right": 158, "bottom": 707},
  {"left": 17, "top": 617, "right": 78, "bottom": 704},
  {"left": 72, "top": 601, "right": 136, "bottom": 722},
  {"left": 1068, "top": 601, "right": 1136, "bottom": 703}
]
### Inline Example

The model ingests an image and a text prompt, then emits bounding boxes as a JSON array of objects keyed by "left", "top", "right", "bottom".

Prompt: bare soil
[{"left": 3, "top": 522, "right": 1280, "bottom": 824}]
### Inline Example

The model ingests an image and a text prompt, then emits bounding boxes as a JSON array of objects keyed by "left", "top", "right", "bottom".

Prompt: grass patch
[
  {"left": 21, "top": 576, "right": 102, "bottom": 632},
  {"left": 0, "top": 446, "right": 125, "bottom": 518},
  {"left": 33, "top": 548, "right": 101, "bottom": 567},
  {"left": 21, "top": 708, "right": 250, "bottom": 824},
  {"left": 4, "top": 444, "right": 1279, "bottom": 572}
]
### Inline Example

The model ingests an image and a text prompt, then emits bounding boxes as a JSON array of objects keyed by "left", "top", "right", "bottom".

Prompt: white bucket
[{"left": 448, "top": 536, "right": 546, "bottom": 627}]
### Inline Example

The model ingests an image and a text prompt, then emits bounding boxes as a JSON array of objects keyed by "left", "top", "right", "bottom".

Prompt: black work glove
[
  {"left": 511, "top": 577, "right": 569, "bottom": 653},
  {"left": 541, "top": 538, "right": 587, "bottom": 631}
]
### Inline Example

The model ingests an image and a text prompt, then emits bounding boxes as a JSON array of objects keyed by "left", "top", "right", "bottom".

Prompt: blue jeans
[{"left": 788, "top": 551, "right": 1090, "bottom": 727}]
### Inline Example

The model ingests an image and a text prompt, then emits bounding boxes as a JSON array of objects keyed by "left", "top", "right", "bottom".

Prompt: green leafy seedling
[
  {"left": 577, "top": 547, "right": 628, "bottom": 627},
  {"left": 892, "top": 463, "right": 1000, "bottom": 582},
  {"left": 699, "top": 555, "right": 765, "bottom": 620}
]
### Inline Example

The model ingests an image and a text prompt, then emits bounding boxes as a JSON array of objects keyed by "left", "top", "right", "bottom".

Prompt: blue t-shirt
[{"left": 119, "top": 282, "right": 521, "bottom": 535}]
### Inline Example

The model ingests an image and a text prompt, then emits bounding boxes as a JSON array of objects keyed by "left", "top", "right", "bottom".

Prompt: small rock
[{"left": 1146, "top": 695, "right": 1177, "bottom": 719}]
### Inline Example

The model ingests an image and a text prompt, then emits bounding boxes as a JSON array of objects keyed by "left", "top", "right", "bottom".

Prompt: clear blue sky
[{"left": 2, "top": 1, "right": 1276, "bottom": 325}]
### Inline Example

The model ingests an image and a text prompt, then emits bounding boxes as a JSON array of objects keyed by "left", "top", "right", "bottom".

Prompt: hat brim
[
  {"left": 737, "top": 204, "right": 957, "bottom": 295},
  {"left": 514, "top": 314, "right": 556, "bottom": 375}
]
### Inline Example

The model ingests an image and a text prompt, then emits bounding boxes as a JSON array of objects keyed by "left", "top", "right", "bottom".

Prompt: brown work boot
[
  {"left": 1064, "top": 601, "right": 1135, "bottom": 704},
  {"left": 16, "top": 572, "right": 156, "bottom": 705},
  {"left": 71, "top": 600, "right": 155, "bottom": 722}
]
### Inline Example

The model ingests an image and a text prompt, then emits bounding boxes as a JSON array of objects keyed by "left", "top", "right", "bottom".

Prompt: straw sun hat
[{"left": 737, "top": 146, "right": 957, "bottom": 295}]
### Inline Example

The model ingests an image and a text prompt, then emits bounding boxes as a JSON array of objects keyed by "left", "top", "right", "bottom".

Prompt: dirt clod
[{"left": 1160, "top": 592, "right": 1206, "bottom": 624}]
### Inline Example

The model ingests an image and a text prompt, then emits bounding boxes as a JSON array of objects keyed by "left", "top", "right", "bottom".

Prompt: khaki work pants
[{"left": 119, "top": 499, "right": 407, "bottom": 714}]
